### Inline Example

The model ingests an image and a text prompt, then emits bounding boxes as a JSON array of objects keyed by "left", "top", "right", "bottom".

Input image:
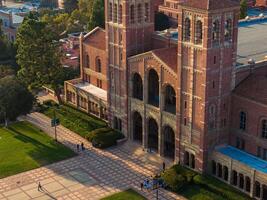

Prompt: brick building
[{"left": 65, "top": 0, "right": 267, "bottom": 198}]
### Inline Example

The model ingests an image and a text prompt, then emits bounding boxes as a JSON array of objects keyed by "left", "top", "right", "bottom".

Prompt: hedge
[{"left": 85, "top": 127, "right": 124, "bottom": 149}]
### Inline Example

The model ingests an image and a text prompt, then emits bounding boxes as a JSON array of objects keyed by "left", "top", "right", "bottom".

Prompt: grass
[
  {"left": 41, "top": 102, "right": 107, "bottom": 137},
  {"left": 0, "top": 121, "right": 75, "bottom": 178},
  {"left": 101, "top": 189, "right": 146, "bottom": 200}
]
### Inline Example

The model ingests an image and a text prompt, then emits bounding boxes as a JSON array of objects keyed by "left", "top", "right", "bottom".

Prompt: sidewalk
[{"left": 0, "top": 112, "right": 184, "bottom": 200}]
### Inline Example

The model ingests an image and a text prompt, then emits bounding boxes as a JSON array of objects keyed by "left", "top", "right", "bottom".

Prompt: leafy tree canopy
[
  {"left": 0, "top": 76, "right": 34, "bottom": 123},
  {"left": 64, "top": 0, "right": 78, "bottom": 13},
  {"left": 0, "top": 65, "right": 15, "bottom": 79},
  {"left": 87, "top": 0, "right": 105, "bottom": 31},
  {"left": 240, "top": 0, "right": 248, "bottom": 19}
]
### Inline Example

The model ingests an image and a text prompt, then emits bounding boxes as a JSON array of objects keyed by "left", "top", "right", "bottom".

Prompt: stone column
[
  {"left": 250, "top": 170, "right": 255, "bottom": 198},
  {"left": 260, "top": 184, "right": 263, "bottom": 200},
  {"left": 143, "top": 61, "right": 148, "bottom": 149},
  {"left": 228, "top": 159, "right": 233, "bottom": 184},
  {"left": 158, "top": 67, "right": 163, "bottom": 156}
]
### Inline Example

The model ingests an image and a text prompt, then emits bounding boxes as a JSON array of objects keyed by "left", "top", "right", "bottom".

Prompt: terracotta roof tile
[
  {"left": 179, "top": 0, "right": 239, "bottom": 10},
  {"left": 83, "top": 27, "right": 106, "bottom": 50},
  {"left": 152, "top": 47, "right": 178, "bottom": 72},
  {"left": 234, "top": 72, "right": 267, "bottom": 105}
]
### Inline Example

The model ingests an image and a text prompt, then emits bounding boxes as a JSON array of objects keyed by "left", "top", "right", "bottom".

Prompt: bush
[
  {"left": 85, "top": 128, "right": 124, "bottom": 149},
  {"left": 161, "top": 167, "right": 186, "bottom": 192},
  {"left": 173, "top": 165, "right": 197, "bottom": 183}
]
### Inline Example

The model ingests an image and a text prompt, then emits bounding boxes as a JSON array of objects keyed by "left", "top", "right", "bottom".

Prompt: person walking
[
  {"left": 162, "top": 162, "right": 166, "bottom": 171},
  {"left": 76, "top": 144, "right": 80, "bottom": 152},
  {"left": 140, "top": 182, "right": 144, "bottom": 191},
  {"left": 38, "top": 182, "right": 42, "bottom": 191},
  {"left": 81, "top": 142, "right": 84, "bottom": 151}
]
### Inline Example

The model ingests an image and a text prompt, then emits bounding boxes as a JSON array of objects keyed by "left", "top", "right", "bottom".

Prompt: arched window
[
  {"left": 262, "top": 119, "right": 267, "bottom": 139},
  {"left": 212, "top": 20, "right": 220, "bottom": 44},
  {"left": 183, "top": 17, "right": 191, "bottom": 42},
  {"left": 255, "top": 181, "right": 261, "bottom": 198},
  {"left": 217, "top": 163, "right": 222, "bottom": 178},
  {"left": 118, "top": 5, "right": 122, "bottom": 24},
  {"left": 109, "top": 3, "right": 112, "bottom": 21},
  {"left": 239, "top": 174, "right": 244, "bottom": 189},
  {"left": 245, "top": 177, "right": 251, "bottom": 192},
  {"left": 137, "top": 4, "right": 142, "bottom": 23},
  {"left": 130, "top": 5, "right": 135, "bottom": 24},
  {"left": 195, "top": 20, "right": 203, "bottom": 44},
  {"left": 223, "top": 166, "right": 229, "bottom": 181},
  {"left": 96, "top": 57, "right": 101, "bottom": 72},
  {"left": 232, "top": 170, "right": 238, "bottom": 186},
  {"left": 212, "top": 160, "right": 216, "bottom": 175},
  {"left": 225, "top": 18, "right": 232, "bottom": 42},
  {"left": 145, "top": 3, "right": 149, "bottom": 22},
  {"left": 239, "top": 111, "right": 246, "bottom": 131},
  {"left": 148, "top": 69, "right": 159, "bottom": 107},
  {"left": 164, "top": 85, "right": 176, "bottom": 114},
  {"left": 132, "top": 73, "right": 143, "bottom": 100},
  {"left": 85, "top": 54, "right": 89, "bottom": 68},
  {"left": 114, "top": 4, "right": 117, "bottom": 23}
]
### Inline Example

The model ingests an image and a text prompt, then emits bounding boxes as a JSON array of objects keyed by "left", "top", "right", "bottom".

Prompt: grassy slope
[
  {"left": 0, "top": 121, "right": 75, "bottom": 178},
  {"left": 101, "top": 189, "right": 146, "bottom": 200}
]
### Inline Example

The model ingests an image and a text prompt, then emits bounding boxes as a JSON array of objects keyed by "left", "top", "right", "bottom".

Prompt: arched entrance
[
  {"left": 148, "top": 69, "right": 159, "bottom": 107},
  {"left": 132, "top": 73, "right": 143, "bottom": 100},
  {"left": 132, "top": 111, "right": 142, "bottom": 143},
  {"left": 163, "top": 126, "right": 175, "bottom": 159},
  {"left": 148, "top": 118, "right": 158, "bottom": 152},
  {"left": 164, "top": 85, "right": 176, "bottom": 114}
]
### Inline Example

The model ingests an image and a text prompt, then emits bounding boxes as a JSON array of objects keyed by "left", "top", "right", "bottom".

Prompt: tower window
[
  {"left": 183, "top": 17, "right": 191, "bottom": 42},
  {"left": 239, "top": 111, "right": 246, "bottom": 131},
  {"left": 138, "top": 4, "right": 142, "bottom": 23},
  {"left": 212, "top": 20, "right": 220, "bottom": 45},
  {"left": 184, "top": 117, "right": 187, "bottom": 126},
  {"left": 109, "top": 3, "right": 112, "bottom": 21},
  {"left": 212, "top": 81, "right": 215, "bottom": 88},
  {"left": 145, "top": 3, "right": 149, "bottom": 22},
  {"left": 130, "top": 5, "right": 135, "bottom": 24},
  {"left": 114, "top": 4, "right": 117, "bottom": 23},
  {"left": 96, "top": 57, "right": 101, "bottom": 72},
  {"left": 118, "top": 5, "right": 122, "bottom": 24},
  {"left": 261, "top": 119, "right": 267, "bottom": 139},
  {"left": 224, "top": 19, "right": 232, "bottom": 42},
  {"left": 195, "top": 20, "right": 203, "bottom": 44}
]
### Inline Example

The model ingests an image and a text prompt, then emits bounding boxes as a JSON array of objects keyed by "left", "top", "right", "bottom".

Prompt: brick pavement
[{"left": 0, "top": 112, "right": 184, "bottom": 200}]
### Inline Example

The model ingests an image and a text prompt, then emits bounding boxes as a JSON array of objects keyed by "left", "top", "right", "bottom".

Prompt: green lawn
[
  {"left": 101, "top": 189, "right": 146, "bottom": 200},
  {"left": 0, "top": 121, "right": 75, "bottom": 178},
  {"left": 41, "top": 102, "right": 107, "bottom": 137}
]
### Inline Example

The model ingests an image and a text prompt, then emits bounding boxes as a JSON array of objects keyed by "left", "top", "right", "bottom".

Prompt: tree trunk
[{"left": 55, "top": 88, "right": 62, "bottom": 104}]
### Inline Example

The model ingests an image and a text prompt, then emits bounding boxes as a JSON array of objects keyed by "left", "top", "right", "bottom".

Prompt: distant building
[
  {"left": 40, "top": 0, "right": 58, "bottom": 8},
  {"left": 60, "top": 33, "right": 82, "bottom": 69},
  {"left": 0, "top": 10, "right": 23, "bottom": 42}
]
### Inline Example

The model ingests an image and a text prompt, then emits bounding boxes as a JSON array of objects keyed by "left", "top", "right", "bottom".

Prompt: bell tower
[
  {"left": 105, "top": 0, "right": 155, "bottom": 134},
  {"left": 177, "top": 0, "right": 240, "bottom": 171}
]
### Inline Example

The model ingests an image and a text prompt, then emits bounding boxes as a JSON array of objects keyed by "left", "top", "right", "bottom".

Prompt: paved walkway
[{"left": 0, "top": 112, "right": 184, "bottom": 200}]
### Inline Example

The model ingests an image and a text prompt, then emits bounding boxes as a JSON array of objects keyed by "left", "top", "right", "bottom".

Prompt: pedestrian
[
  {"left": 140, "top": 182, "right": 143, "bottom": 190},
  {"left": 76, "top": 144, "right": 80, "bottom": 152},
  {"left": 38, "top": 182, "right": 42, "bottom": 191},
  {"left": 81, "top": 142, "right": 84, "bottom": 151},
  {"left": 162, "top": 161, "right": 166, "bottom": 171}
]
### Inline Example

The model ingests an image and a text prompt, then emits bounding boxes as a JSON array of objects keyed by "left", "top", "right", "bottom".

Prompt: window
[
  {"left": 184, "top": 101, "right": 187, "bottom": 109},
  {"left": 85, "top": 54, "right": 89, "bottom": 68},
  {"left": 262, "top": 120, "right": 267, "bottom": 139},
  {"left": 212, "top": 81, "right": 215, "bottom": 88},
  {"left": 263, "top": 149, "right": 267, "bottom": 160},
  {"left": 96, "top": 57, "right": 101, "bottom": 72},
  {"left": 183, "top": 17, "right": 191, "bottom": 42},
  {"left": 118, "top": 5, "right": 122, "bottom": 24},
  {"left": 109, "top": 3, "right": 112, "bottom": 21},
  {"left": 195, "top": 20, "right": 203, "bottom": 44},
  {"left": 145, "top": 3, "right": 149, "bottom": 22},
  {"left": 212, "top": 20, "right": 220, "bottom": 45},
  {"left": 184, "top": 118, "right": 187, "bottom": 126},
  {"left": 214, "top": 56, "right": 217, "bottom": 64},
  {"left": 130, "top": 5, "right": 135, "bottom": 24},
  {"left": 224, "top": 18, "right": 232, "bottom": 42},
  {"left": 114, "top": 4, "right": 117, "bottom": 23},
  {"left": 84, "top": 74, "right": 90, "bottom": 83},
  {"left": 239, "top": 111, "right": 246, "bottom": 131},
  {"left": 257, "top": 146, "right": 262, "bottom": 157},
  {"left": 138, "top": 4, "right": 142, "bottom": 23},
  {"left": 97, "top": 79, "right": 102, "bottom": 88}
]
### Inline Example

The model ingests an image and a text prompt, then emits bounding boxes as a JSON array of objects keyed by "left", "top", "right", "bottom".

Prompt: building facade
[{"left": 65, "top": 0, "right": 267, "bottom": 198}]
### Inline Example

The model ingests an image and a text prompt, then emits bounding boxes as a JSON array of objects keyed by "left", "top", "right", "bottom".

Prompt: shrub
[
  {"left": 161, "top": 167, "right": 187, "bottom": 192},
  {"left": 85, "top": 128, "right": 124, "bottom": 149},
  {"left": 173, "top": 165, "right": 197, "bottom": 183}
]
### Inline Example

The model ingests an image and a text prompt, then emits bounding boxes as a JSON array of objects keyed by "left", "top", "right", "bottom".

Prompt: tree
[
  {"left": 16, "top": 18, "right": 63, "bottom": 103},
  {"left": 0, "top": 76, "right": 34, "bottom": 126},
  {"left": 155, "top": 12, "right": 170, "bottom": 31},
  {"left": 240, "top": 0, "right": 248, "bottom": 19},
  {"left": 64, "top": 0, "right": 78, "bottom": 13},
  {"left": 0, "top": 20, "right": 15, "bottom": 62},
  {"left": 87, "top": 0, "right": 105, "bottom": 31}
]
